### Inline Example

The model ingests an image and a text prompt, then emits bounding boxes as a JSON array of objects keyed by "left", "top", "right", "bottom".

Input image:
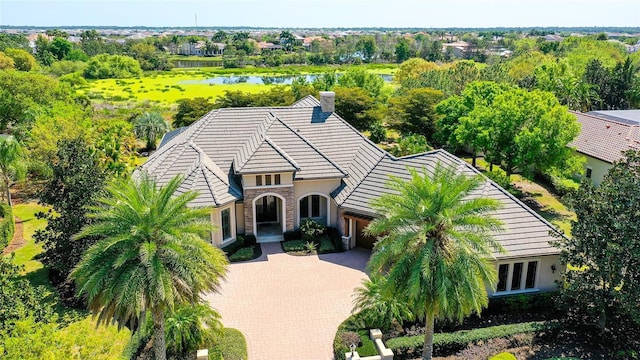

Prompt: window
[
  {"left": 221, "top": 208, "right": 232, "bottom": 240},
  {"left": 300, "top": 197, "right": 309, "bottom": 218},
  {"left": 265, "top": 175, "right": 271, "bottom": 186},
  {"left": 586, "top": 167, "right": 592, "bottom": 179},
  {"left": 274, "top": 174, "right": 281, "bottom": 185},
  {"left": 511, "top": 262, "right": 523, "bottom": 290},
  {"left": 497, "top": 264, "right": 509, "bottom": 292},
  {"left": 255, "top": 175, "right": 262, "bottom": 186},
  {"left": 496, "top": 260, "right": 539, "bottom": 293},
  {"left": 525, "top": 261, "right": 538, "bottom": 289},
  {"left": 311, "top": 195, "right": 320, "bottom": 217}
]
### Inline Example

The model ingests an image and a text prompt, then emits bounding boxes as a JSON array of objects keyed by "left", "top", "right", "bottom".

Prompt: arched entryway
[{"left": 253, "top": 193, "right": 286, "bottom": 241}]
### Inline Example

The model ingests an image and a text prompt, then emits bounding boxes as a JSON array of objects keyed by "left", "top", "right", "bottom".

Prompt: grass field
[{"left": 83, "top": 64, "right": 397, "bottom": 105}]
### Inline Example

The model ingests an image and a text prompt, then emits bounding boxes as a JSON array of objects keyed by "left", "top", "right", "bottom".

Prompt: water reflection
[{"left": 179, "top": 73, "right": 393, "bottom": 85}]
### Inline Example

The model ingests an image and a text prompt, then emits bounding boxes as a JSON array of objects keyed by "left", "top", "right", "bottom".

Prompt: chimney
[{"left": 319, "top": 91, "right": 335, "bottom": 113}]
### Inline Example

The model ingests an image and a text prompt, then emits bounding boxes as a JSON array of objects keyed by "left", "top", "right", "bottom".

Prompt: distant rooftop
[{"left": 587, "top": 110, "right": 640, "bottom": 126}]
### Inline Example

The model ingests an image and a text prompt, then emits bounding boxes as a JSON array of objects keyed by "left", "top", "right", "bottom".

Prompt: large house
[
  {"left": 570, "top": 110, "right": 640, "bottom": 185},
  {"left": 140, "top": 92, "right": 563, "bottom": 296}
]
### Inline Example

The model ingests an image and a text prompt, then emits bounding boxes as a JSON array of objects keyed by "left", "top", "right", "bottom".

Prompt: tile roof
[
  {"left": 569, "top": 111, "right": 640, "bottom": 163},
  {"left": 340, "top": 150, "right": 561, "bottom": 259}
]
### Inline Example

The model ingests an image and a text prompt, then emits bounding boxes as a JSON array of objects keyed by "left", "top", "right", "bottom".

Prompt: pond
[{"left": 178, "top": 73, "right": 394, "bottom": 85}]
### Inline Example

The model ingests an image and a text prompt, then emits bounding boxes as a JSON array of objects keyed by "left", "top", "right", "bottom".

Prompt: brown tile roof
[{"left": 569, "top": 111, "right": 640, "bottom": 163}]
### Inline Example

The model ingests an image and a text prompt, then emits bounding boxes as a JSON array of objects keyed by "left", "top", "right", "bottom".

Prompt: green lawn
[{"left": 3, "top": 202, "right": 131, "bottom": 357}]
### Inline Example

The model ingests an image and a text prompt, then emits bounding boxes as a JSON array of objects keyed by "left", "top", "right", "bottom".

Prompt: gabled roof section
[
  {"left": 234, "top": 114, "right": 299, "bottom": 174},
  {"left": 291, "top": 95, "right": 320, "bottom": 107},
  {"left": 569, "top": 111, "right": 640, "bottom": 163},
  {"left": 340, "top": 149, "right": 562, "bottom": 260}
]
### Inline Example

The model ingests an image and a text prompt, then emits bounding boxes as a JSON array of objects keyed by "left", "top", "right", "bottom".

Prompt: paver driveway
[{"left": 204, "top": 242, "right": 370, "bottom": 360}]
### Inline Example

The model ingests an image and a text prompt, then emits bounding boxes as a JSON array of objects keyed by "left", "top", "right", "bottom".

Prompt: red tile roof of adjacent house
[{"left": 569, "top": 111, "right": 640, "bottom": 163}]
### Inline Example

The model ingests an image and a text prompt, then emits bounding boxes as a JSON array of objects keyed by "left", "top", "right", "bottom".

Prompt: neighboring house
[
  {"left": 441, "top": 41, "right": 470, "bottom": 58},
  {"left": 569, "top": 110, "right": 640, "bottom": 185},
  {"left": 178, "top": 41, "right": 225, "bottom": 56},
  {"left": 141, "top": 92, "right": 563, "bottom": 297}
]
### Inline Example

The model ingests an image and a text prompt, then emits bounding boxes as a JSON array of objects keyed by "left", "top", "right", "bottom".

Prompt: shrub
[
  {"left": 317, "top": 236, "right": 336, "bottom": 254},
  {"left": 282, "top": 239, "right": 307, "bottom": 252},
  {"left": 0, "top": 204, "right": 15, "bottom": 251},
  {"left": 489, "top": 352, "right": 517, "bottom": 360},
  {"left": 283, "top": 229, "right": 302, "bottom": 241},
  {"left": 386, "top": 321, "right": 561, "bottom": 359},
  {"left": 58, "top": 72, "right": 87, "bottom": 87},
  {"left": 299, "top": 218, "right": 325, "bottom": 241},
  {"left": 209, "top": 328, "right": 248, "bottom": 360},
  {"left": 229, "top": 247, "right": 255, "bottom": 262},
  {"left": 84, "top": 54, "right": 142, "bottom": 79},
  {"left": 243, "top": 234, "right": 257, "bottom": 246},
  {"left": 222, "top": 236, "right": 245, "bottom": 256},
  {"left": 326, "top": 227, "right": 343, "bottom": 251},
  {"left": 304, "top": 240, "right": 317, "bottom": 254}
]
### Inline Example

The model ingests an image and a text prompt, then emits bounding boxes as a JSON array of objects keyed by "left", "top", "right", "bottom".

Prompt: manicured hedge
[
  {"left": 0, "top": 204, "right": 15, "bottom": 252},
  {"left": 209, "top": 328, "right": 248, "bottom": 360},
  {"left": 283, "top": 229, "right": 302, "bottom": 241},
  {"left": 222, "top": 235, "right": 261, "bottom": 263},
  {"left": 229, "top": 247, "right": 255, "bottom": 262},
  {"left": 282, "top": 239, "right": 307, "bottom": 252},
  {"left": 386, "top": 321, "right": 560, "bottom": 359},
  {"left": 317, "top": 236, "right": 336, "bottom": 254}
]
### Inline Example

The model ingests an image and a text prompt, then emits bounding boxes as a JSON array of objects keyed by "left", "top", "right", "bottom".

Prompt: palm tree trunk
[
  {"left": 422, "top": 314, "right": 435, "bottom": 360},
  {"left": 152, "top": 311, "right": 167, "bottom": 360}
]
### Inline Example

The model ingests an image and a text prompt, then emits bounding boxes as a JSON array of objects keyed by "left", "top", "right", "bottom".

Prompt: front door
[{"left": 256, "top": 195, "right": 278, "bottom": 223}]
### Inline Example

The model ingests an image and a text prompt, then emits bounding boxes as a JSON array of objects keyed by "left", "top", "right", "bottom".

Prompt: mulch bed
[{"left": 2, "top": 216, "right": 24, "bottom": 255}]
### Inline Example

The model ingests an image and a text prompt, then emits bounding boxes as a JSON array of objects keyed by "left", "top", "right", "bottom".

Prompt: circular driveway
[{"left": 204, "top": 242, "right": 370, "bottom": 360}]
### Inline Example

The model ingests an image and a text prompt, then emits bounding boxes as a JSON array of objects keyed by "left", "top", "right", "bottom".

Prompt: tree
[
  {"left": 84, "top": 54, "right": 142, "bottom": 79},
  {"left": 0, "top": 52, "right": 15, "bottom": 70},
  {"left": 394, "top": 58, "right": 439, "bottom": 84},
  {"left": 390, "top": 133, "right": 431, "bottom": 157},
  {"left": 133, "top": 112, "right": 170, "bottom": 151},
  {"left": 367, "top": 165, "right": 504, "bottom": 360},
  {"left": 357, "top": 36, "right": 377, "bottom": 62},
  {"left": 0, "top": 136, "right": 25, "bottom": 208},
  {"left": 70, "top": 174, "right": 229, "bottom": 360},
  {"left": 3, "top": 48, "right": 38, "bottom": 71},
  {"left": 333, "top": 86, "right": 376, "bottom": 131},
  {"left": 34, "top": 138, "right": 106, "bottom": 286},
  {"left": 388, "top": 88, "right": 444, "bottom": 141},
  {"left": 336, "top": 68, "right": 385, "bottom": 98},
  {"left": 395, "top": 39, "right": 411, "bottom": 63},
  {"left": 352, "top": 275, "right": 414, "bottom": 330},
  {"left": 554, "top": 150, "right": 640, "bottom": 344},
  {"left": 174, "top": 97, "right": 214, "bottom": 128},
  {"left": 49, "top": 37, "right": 73, "bottom": 60}
]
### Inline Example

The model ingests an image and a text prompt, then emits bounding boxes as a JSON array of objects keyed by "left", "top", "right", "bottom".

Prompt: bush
[
  {"left": 283, "top": 229, "right": 302, "bottom": 241},
  {"left": 243, "top": 234, "right": 257, "bottom": 246},
  {"left": 282, "top": 239, "right": 307, "bottom": 252},
  {"left": 490, "top": 351, "right": 517, "bottom": 360},
  {"left": 299, "top": 218, "right": 325, "bottom": 241},
  {"left": 222, "top": 237, "right": 245, "bottom": 256},
  {"left": 334, "top": 314, "right": 381, "bottom": 359},
  {"left": 549, "top": 174, "right": 580, "bottom": 196},
  {"left": 58, "top": 72, "right": 87, "bottom": 87},
  {"left": 0, "top": 204, "right": 14, "bottom": 252},
  {"left": 84, "top": 54, "right": 142, "bottom": 79},
  {"left": 229, "top": 247, "right": 255, "bottom": 262},
  {"left": 326, "top": 227, "right": 343, "bottom": 252},
  {"left": 386, "top": 321, "right": 561, "bottom": 359},
  {"left": 209, "top": 328, "right": 248, "bottom": 360},
  {"left": 317, "top": 235, "right": 336, "bottom": 254}
]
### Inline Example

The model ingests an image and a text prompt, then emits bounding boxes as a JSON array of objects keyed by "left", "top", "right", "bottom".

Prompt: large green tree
[
  {"left": 555, "top": 150, "right": 640, "bottom": 342},
  {"left": 174, "top": 97, "right": 214, "bottom": 128},
  {"left": 367, "top": 165, "right": 504, "bottom": 360},
  {"left": 133, "top": 112, "right": 170, "bottom": 151},
  {"left": 388, "top": 88, "right": 444, "bottom": 141},
  {"left": 0, "top": 135, "right": 25, "bottom": 208},
  {"left": 70, "top": 174, "right": 228, "bottom": 360}
]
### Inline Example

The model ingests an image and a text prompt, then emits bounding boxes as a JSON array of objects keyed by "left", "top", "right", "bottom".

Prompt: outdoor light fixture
[
  {"left": 350, "top": 343, "right": 356, "bottom": 357},
  {"left": 551, "top": 264, "right": 557, "bottom": 273}
]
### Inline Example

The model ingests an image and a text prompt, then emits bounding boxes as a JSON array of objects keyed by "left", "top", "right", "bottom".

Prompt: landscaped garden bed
[
  {"left": 222, "top": 235, "right": 262, "bottom": 262},
  {"left": 280, "top": 219, "right": 343, "bottom": 255}
]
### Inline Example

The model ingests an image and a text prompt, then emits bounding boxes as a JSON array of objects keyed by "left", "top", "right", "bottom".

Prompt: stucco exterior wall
[
  {"left": 210, "top": 204, "right": 236, "bottom": 247},
  {"left": 583, "top": 155, "right": 613, "bottom": 186},
  {"left": 242, "top": 172, "right": 294, "bottom": 187},
  {"left": 235, "top": 202, "right": 245, "bottom": 235},
  {"left": 293, "top": 179, "right": 341, "bottom": 228}
]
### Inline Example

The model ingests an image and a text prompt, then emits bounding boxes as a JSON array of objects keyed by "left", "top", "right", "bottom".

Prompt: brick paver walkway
[{"left": 204, "top": 242, "right": 370, "bottom": 360}]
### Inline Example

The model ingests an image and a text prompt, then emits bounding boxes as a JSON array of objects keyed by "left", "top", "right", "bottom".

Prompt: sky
[{"left": 1, "top": 0, "right": 639, "bottom": 28}]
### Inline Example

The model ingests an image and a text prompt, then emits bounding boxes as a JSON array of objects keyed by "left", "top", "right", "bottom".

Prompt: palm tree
[
  {"left": 133, "top": 112, "right": 170, "bottom": 151},
  {"left": 0, "top": 135, "right": 25, "bottom": 208},
  {"left": 366, "top": 164, "right": 505, "bottom": 360},
  {"left": 352, "top": 275, "right": 414, "bottom": 330},
  {"left": 70, "top": 174, "right": 228, "bottom": 360},
  {"left": 164, "top": 303, "right": 223, "bottom": 357}
]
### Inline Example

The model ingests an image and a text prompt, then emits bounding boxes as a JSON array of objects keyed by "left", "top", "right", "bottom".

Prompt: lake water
[{"left": 178, "top": 73, "right": 393, "bottom": 85}]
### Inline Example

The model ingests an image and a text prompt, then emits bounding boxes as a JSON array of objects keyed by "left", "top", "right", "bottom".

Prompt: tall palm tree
[
  {"left": 133, "top": 112, "right": 170, "bottom": 151},
  {"left": 366, "top": 164, "right": 505, "bottom": 360},
  {"left": 0, "top": 135, "right": 25, "bottom": 208},
  {"left": 70, "top": 174, "right": 228, "bottom": 360}
]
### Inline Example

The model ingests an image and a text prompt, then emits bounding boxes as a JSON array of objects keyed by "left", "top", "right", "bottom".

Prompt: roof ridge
[
  {"left": 189, "top": 142, "right": 230, "bottom": 186},
  {"left": 269, "top": 112, "right": 349, "bottom": 177},
  {"left": 264, "top": 136, "right": 300, "bottom": 170},
  {"left": 233, "top": 114, "right": 278, "bottom": 173},
  {"left": 572, "top": 110, "right": 634, "bottom": 128}
]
